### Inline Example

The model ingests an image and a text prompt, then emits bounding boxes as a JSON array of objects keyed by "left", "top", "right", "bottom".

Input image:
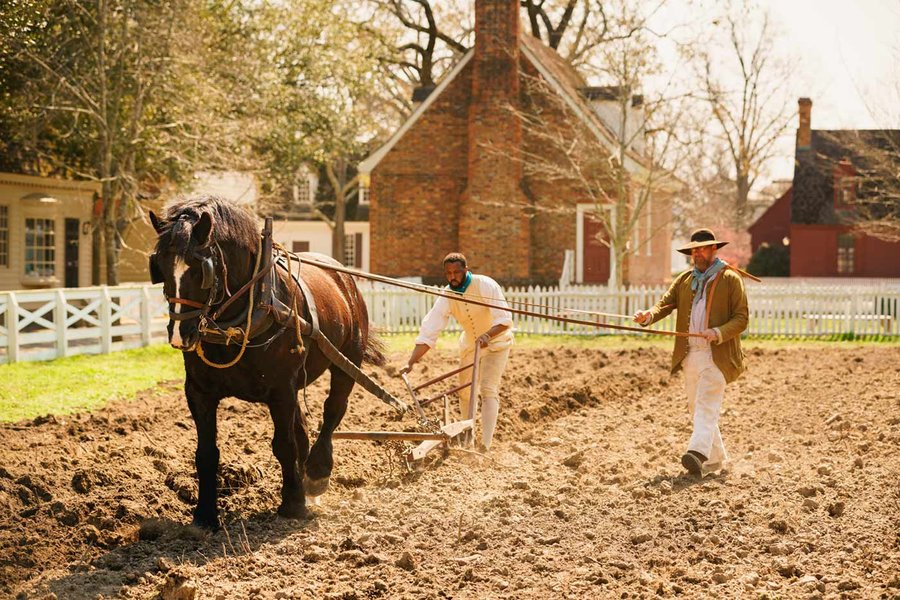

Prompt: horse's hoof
[
  {"left": 191, "top": 513, "right": 220, "bottom": 531},
  {"left": 277, "top": 502, "right": 307, "bottom": 520},
  {"left": 306, "top": 494, "right": 322, "bottom": 507},
  {"left": 303, "top": 475, "right": 330, "bottom": 497}
]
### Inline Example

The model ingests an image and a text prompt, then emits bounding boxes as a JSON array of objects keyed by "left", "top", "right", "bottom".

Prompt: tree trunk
[
  {"left": 91, "top": 216, "right": 102, "bottom": 285},
  {"left": 736, "top": 173, "right": 750, "bottom": 229},
  {"left": 332, "top": 196, "right": 345, "bottom": 265},
  {"left": 102, "top": 180, "right": 118, "bottom": 286},
  {"left": 327, "top": 161, "right": 348, "bottom": 265}
]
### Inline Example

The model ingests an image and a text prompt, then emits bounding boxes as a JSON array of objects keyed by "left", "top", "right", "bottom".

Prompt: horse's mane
[{"left": 157, "top": 194, "right": 259, "bottom": 255}]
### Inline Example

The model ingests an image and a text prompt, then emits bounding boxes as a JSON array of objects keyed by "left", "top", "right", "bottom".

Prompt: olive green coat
[{"left": 646, "top": 267, "right": 749, "bottom": 383}]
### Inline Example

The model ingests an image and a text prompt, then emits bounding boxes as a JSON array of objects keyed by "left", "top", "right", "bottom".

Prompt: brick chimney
[
  {"left": 797, "top": 97, "right": 812, "bottom": 150},
  {"left": 459, "top": 0, "right": 530, "bottom": 282}
]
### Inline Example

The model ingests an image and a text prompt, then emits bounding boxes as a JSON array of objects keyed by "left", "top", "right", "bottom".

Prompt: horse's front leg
[
  {"left": 305, "top": 366, "right": 353, "bottom": 497},
  {"left": 268, "top": 386, "right": 306, "bottom": 519},
  {"left": 186, "top": 384, "right": 220, "bottom": 530}
]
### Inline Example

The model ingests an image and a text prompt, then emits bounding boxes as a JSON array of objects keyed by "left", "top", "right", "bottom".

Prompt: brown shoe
[{"left": 681, "top": 451, "right": 706, "bottom": 476}]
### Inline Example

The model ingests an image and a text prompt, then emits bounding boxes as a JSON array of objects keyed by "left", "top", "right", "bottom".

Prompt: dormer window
[
  {"left": 293, "top": 166, "right": 317, "bottom": 208},
  {"left": 834, "top": 160, "right": 856, "bottom": 209}
]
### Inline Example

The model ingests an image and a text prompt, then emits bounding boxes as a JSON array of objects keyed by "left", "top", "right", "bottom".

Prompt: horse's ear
[
  {"left": 149, "top": 210, "right": 163, "bottom": 234},
  {"left": 192, "top": 212, "right": 213, "bottom": 247}
]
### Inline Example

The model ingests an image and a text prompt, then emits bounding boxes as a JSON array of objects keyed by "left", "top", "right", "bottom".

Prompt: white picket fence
[
  {"left": 360, "top": 281, "right": 900, "bottom": 338},
  {"left": 2, "top": 279, "right": 898, "bottom": 364},
  {"left": 0, "top": 285, "right": 170, "bottom": 365}
]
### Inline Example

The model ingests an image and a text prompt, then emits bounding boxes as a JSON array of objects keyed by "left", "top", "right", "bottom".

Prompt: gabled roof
[
  {"left": 518, "top": 35, "right": 649, "bottom": 173},
  {"left": 358, "top": 51, "right": 473, "bottom": 175},
  {"left": 792, "top": 128, "right": 899, "bottom": 225},
  {"left": 359, "top": 36, "right": 650, "bottom": 176}
]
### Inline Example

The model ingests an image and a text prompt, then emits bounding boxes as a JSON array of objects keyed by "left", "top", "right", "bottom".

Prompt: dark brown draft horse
[{"left": 149, "top": 195, "right": 382, "bottom": 529}]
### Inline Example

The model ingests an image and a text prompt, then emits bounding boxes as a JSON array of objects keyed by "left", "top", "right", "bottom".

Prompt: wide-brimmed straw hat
[{"left": 677, "top": 228, "right": 729, "bottom": 255}]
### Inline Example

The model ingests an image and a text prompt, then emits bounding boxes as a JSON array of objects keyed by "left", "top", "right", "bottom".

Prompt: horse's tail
[{"left": 364, "top": 325, "right": 387, "bottom": 367}]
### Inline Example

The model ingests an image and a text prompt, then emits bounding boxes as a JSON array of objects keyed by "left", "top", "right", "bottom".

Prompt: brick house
[
  {"left": 359, "top": 0, "right": 672, "bottom": 286},
  {"left": 748, "top": 98, "right": 900, "bottom": 277}
]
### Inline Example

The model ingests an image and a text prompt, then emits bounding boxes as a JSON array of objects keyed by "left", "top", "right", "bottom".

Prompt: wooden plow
[{"left": 331, "top": 344, "right": 483, "bottom": 467}]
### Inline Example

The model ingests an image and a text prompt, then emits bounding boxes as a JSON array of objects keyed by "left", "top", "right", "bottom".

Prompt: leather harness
[{"left": 159, "top": 216, "right": 407, "bottom": 413}]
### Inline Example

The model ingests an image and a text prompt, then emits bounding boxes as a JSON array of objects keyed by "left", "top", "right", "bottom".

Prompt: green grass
[{"left": 0, "top": 345, "right": 184, "bottom": 423}]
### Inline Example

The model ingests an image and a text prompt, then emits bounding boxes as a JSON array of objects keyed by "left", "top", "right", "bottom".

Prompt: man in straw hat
[
  {"left": 403, "top": 252, "right": 513, "bottom": 452},
  {"left": 633, "top": 228, "right": 749, "bottom": 477}
]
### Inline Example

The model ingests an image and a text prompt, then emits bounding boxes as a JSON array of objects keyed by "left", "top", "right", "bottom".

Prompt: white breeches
[
  {"left": 683, "top": 349, "right": 728, "bottom": 465},
  {"left": 458, "top": 346, "right": 510, "bottom": 449}
]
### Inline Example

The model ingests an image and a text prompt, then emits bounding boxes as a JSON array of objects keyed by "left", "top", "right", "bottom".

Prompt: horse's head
[{"left": 149, "top": 208, "right": 220, "bottom": 351}]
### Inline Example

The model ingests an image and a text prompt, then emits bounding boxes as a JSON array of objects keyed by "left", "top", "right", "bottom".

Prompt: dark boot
[{"left": 681, "top": 450, "right": 707, "bottom": 477}]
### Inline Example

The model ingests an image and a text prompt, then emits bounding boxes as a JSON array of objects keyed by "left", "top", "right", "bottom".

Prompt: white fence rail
[
  {"left": 360, "top": 281, "right": 900, "bottom": 338},
  {"left": 1, "top": 285, "right": 169, "bottom": 365},
  {"left": 2, "top": 280, "right": 898, "bottom": 364}
]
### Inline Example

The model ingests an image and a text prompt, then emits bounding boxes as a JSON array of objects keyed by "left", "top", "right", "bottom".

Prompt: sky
[
  {"left": 649, "top": 0, "right": 899, "bottom": 184},
  {"left": 765, "top": 0, "right": 898, "bottom": 129}
]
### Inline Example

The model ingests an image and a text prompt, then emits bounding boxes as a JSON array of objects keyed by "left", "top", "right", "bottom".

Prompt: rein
[
  {"left": 195, "top": 235, "right": 264, "bottom": 369},
  {"left": 278, "top": 257, "right": 708, "bottom": 338}
]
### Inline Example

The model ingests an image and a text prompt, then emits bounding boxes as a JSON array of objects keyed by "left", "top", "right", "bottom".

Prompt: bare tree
[
  {"left": 822, "top": 130, "right": 900, "bottom": 243},
  {"left": 839, "top": 43, "right": 900, "bottom": 242},
  {"left": 0, "top": 0, "right": 242, "bottom": 285},
  {"left": 521, "top": 0, "right": 668, "bottom": 74},
  {"left": 696, "top": 4, "right": 796, "bottom": 229},
  {"left": 365, "top": 0, "right": 472, "bottom": 93}
]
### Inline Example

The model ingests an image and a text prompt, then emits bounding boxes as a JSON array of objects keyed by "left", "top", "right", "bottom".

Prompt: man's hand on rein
[{"left": 633, "top": 310, "right": 652, "bottom": 325}]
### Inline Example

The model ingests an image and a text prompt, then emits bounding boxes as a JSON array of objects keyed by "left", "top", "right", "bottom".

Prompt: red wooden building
[{"left": 748, "top": 98, "right": 900, "bottom": 277}]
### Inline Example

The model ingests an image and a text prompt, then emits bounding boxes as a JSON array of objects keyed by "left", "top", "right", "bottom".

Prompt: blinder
[
  {"left": 149, "top": 254, "right": 164, "bottom": 285},
  {"left": 165, "top": 246, "right": 221, "bottom": 322},
  {"left": 198, "top": 252, "right": 215, "bottom": 290}
]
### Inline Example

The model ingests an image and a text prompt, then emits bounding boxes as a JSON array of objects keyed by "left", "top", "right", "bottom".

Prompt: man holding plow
[
  {"left": 633, "top": 229, "right": 749, "bottom": 477},
  {"left": 403, "top": 253, "right": 513, "bottom": 452}
]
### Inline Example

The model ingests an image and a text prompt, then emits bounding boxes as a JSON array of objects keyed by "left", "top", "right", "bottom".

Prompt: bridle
[
  {"left": 150, "top": 217, "right": 300, "bottom": 368},
  {"left": 150, "top": 244, "right": 224, "bottom": 323}
]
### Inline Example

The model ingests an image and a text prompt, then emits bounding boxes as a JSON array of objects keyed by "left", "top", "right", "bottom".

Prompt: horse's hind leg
[
  {"left": 304, "top": 366, "right": 353, "bottom": 497},
  {"left": 268, "top": 387, "right": 306, "bottom": 519}
]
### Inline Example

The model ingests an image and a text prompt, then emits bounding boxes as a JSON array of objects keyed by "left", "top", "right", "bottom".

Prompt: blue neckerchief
[
  {"left": 449, "top": 271, "right": 472, "bottom": 294},
  {"left": 691, "top": 258, "right": 726, "bottom": 298}
]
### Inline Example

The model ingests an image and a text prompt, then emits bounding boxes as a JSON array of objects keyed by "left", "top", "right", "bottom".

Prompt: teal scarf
[
  {"left": 449, "top": 271, "right": 472, "bottom": 294},
  {"left": 691, "top": 258, "right": 726, "bottom": 298}
]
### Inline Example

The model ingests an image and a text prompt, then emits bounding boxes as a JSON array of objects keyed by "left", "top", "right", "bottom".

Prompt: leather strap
[
  {"left": 212, "top": 258, "right": 272, "bottom": 320},
  {"left": 312, "top": 328, "right": 407, "bottom": 414},
  {"left": 290, "top": 257, "right": 319, "bottom": 339},
  {"left": 703, "top": 270, "right": 724, "bottom": 331}
]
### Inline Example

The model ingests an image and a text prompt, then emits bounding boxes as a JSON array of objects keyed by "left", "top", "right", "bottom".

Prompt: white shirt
[
  {"left": 415, "top": 273, "right": 514, "bottom": 353},
  {"left": 688, "top": 276, "right": 723, "bottom": 351}
]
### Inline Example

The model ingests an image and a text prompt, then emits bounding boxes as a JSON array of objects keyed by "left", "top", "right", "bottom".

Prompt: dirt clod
[{"left": 1, "top": 345, "right": 898, "bottom": 599}]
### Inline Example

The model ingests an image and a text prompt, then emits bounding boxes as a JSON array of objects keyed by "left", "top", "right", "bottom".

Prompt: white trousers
[
  {"left": 458, "top": 346, "right": 510, "bottom": 449},
  {"left": 683, "top": 349, "right": 728, "bottom": 465}
]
